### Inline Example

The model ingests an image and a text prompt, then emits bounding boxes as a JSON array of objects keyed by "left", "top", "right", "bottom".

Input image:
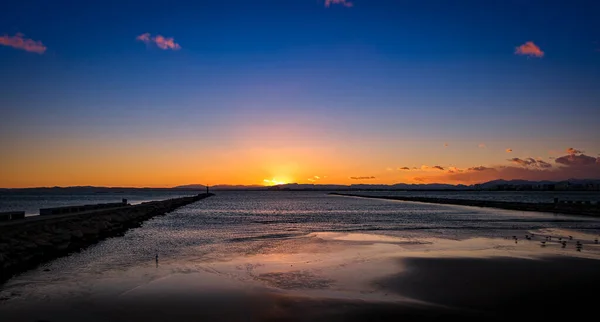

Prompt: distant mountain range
[
  {"left": 2, "top": 179, "right": 599, "bottom": 191},
  {"left": 176, "top": 179, "right": 600, "bottom": 191}
]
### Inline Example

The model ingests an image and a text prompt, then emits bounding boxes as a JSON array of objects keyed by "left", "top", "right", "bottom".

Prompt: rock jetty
[
  {"left": 0, "top": 193, "right": 214, "bottom": 284},
  {"left": 330, "top": 193, "right": 600, "bottom": 217}
]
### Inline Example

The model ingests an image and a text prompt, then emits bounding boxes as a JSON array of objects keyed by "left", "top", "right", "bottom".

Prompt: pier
[
  {"left": 330, "top": 193, "right": 600, "bottom": 217},
  {"left": 0, "top": 193, "right": 214, "bottom": 284}
]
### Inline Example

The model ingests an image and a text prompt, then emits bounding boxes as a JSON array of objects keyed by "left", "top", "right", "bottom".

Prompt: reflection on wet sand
[{"left": 2, "top": 229, "right": 600, "bottom": 321}]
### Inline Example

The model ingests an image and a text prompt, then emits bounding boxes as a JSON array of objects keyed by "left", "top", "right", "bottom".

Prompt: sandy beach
[{"left": 2, "top": 226, "right": 600, "bottom": 321}]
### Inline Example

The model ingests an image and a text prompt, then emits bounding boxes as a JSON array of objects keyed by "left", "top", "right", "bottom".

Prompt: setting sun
[{"left": 263, "top": 178, "right": 290, "bottom": 186}]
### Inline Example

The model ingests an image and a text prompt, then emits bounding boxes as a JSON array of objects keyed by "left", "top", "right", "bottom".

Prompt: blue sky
[{"left": 1, "top": 0, "right": 599, "bottom": 187}]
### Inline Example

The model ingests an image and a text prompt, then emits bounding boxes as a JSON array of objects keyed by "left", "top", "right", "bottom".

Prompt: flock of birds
[{"left": 510, "top": 233, "right": 599, "bottom": 252}]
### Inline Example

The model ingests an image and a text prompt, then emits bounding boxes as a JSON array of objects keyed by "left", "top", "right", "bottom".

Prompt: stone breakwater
[
  {"left": 330, "top": 193, "right": 600, "bottom": 217},
  {"left": 0, "top": 193, "right": 214, "bottom": 285}
]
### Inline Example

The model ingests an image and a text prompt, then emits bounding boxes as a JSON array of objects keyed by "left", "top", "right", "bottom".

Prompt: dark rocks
[{"left": 0, "top": 193, "right": 214, "bottom": 285}]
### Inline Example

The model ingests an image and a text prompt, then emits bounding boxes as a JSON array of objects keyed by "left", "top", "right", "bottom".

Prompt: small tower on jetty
[{"left": 206, "top": 185, "right": 209, "bottom": 194}]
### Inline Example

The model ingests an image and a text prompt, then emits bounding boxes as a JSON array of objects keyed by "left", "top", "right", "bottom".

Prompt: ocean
[{"left": 2, "top": 191, "right": 600, "bottom": 321}]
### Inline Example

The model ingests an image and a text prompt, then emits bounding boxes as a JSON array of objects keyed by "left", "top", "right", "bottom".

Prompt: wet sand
[
  {"left": 2, "top": 230, "right": 600, "bottom": 321},
  {"left": 377, "top": 256, "right": 600, "bottom": 318}
]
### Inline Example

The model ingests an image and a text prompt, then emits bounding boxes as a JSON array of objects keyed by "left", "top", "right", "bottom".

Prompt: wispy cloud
[
  {"left": 508, "top": 157, "right": 552, "bottom": 168},
  {"left": 468, "top": 166, "right": 491, "bottom": 171},
  {"left": 478, "top": 143, "right": 486, "bottom": 148},
  {"left": 515, "top": 41, "right": 544, "bottom": 58},
  {"left": 420, "top": 165, "right": 446, "bottom": 171},
  {"left": 349, "top": 176, "right": 375, "bottom": 180},
  {"left": 506, "top": 148, "right": 513, "bottom": 153},
  {"left": 307, "top": 175, "right": 323, "bottom": 182},
  {"left": 325, "top": 0, "right": 353, "bottom": 7},
  {"left": 0, "top": 33, "right": 46, "bottom": 54},
  {"left": 447, "top": 167, "right": 464, "bottom": 174},
  {"left": 566, "top": 147, "right": 583, "bottom": 155},
  {"left": 444, "top": 143, "right": 449, "bottom": 148},
  {"left": 136, "top": 33, "right": 181, "bottom": 50}
]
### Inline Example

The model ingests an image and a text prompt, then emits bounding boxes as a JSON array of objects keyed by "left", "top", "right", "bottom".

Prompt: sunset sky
[{"left": 1, "top": 0, "right": 599, "bottom": 188}]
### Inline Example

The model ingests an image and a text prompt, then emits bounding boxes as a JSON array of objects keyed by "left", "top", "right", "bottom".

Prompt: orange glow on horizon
[{"left": 1, "top": 120, "right": 597, "bottom": 188}]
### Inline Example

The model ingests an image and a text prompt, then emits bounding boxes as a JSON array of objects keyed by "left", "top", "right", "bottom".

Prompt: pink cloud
[
  {"left": 417, "top": 153, "right": 600, "bottom": 184},
  {"left": 0, "top": 33, "right": 46, "bottom": 54},
  {"left": 325, "top": 0, "right": 353, "bottom": 7},
  {"left": 136, "top": 33, "right": 181, "bottom": 50},
  {"left": 478, "top": 143, "right": 486, "bottom": 148},
  {"left": 506, "top": 148, "right": 513, "bottom": 153},
  {"left": 566, "top": 147, "right": 583, "bottom": 155},
  {"left": 447, "top": 167, "right": 464, "bottom": 174},
  {"left": 515, "top": 41, "right": 544, "bottom": 58},
  {"left": 136, "top": 33, "right": 151, "bottom": 42}
]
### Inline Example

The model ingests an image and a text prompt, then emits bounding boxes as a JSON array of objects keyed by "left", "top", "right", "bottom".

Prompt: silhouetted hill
[{"left": 3, "top": 179, "right": 600, "bottom": 191}]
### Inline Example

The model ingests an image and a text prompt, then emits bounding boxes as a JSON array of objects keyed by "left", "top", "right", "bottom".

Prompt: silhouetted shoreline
[
  {"left": 330, "top": 193, "right": 600, "bottom": 217},
  {"left": 0, "top": 193, "right": 214, "bottom": 285}
]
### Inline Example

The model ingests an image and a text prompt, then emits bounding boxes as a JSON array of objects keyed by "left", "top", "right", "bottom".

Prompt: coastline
[
  {"left": 329, "top": 192, "right": 600, "bottom": 217},
  {"left": 3, "top": 231, "right": 600, "bottom": 321},
  {"left": 0, "top": 193, "right": 214, "bottom": 285}
]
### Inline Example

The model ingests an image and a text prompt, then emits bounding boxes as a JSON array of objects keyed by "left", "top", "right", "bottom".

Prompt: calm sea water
[
  {"left": 0, "top": 190, "right": 201, "bottom": 215},
  {"left": 354, "top": 190, "right": 600, "bottom": 203},
  {"left": 2, "top": 190, "right": 599, "bottom": 216},
  {"left": 10, "top": 191, "right": 599, "bottom": 278}
]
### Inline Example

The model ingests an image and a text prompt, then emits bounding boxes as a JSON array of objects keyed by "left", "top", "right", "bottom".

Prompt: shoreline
[
  {"left": 0, "top": 193, "right": 214, "bottom": 285},
  {"left": 3, "top": 231, "right": 600, "bottom": 321},
  {"left": 330, "top": 192, "right": 600, "bottom": 217}
]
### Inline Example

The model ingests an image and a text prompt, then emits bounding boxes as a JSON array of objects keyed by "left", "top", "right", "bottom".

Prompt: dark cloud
[
  {"left": 468, "top": 166, "right": 491, "bottom": 171},
  {"left": 508, "top": 157, "right": 552, "bottom": 168},
  {"left": 555, "top": 154, "right": 597, "bottom": 166},
  {"left": 398, "top": 167, "right": 411, "bottom": 170},
  {"left": 349, "top": 176, "right": 376, "bottom": 180},
  {"left": 415, "top": 153, "right": 600, "bottom": 184},
  {"left": 432, "top": 166, "right": 445, "bottom": 171}
]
